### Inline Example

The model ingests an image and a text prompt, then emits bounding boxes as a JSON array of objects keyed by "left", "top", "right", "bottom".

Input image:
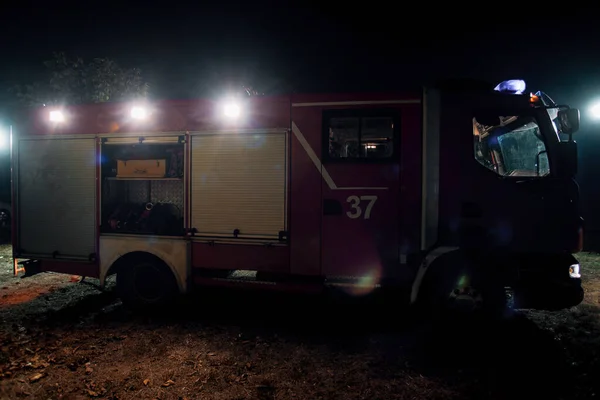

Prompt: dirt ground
[{"left": 0, "top": 246, "right": 599, "bottom": 400}]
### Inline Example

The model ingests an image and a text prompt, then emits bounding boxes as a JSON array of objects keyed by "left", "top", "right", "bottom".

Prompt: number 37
[{"left": 346, "top": 195, "right": 378, "bottom": 219}]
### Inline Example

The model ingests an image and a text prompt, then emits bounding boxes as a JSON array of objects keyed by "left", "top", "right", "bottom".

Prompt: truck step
[{"left": 203, "top": 270, "right": 277, "bottom": 286}]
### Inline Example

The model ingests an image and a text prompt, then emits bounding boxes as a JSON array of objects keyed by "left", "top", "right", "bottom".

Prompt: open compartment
[{"left": 100, "top": 136, "right": 185, "bottom": 236}]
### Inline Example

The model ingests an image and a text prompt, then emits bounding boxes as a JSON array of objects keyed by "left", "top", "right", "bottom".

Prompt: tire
[
  {"left": 116, "top": 254, "right": 179, "bottom": 311},
  {"left": 416, "top": 253, "right": 507, "bottom": 324}
]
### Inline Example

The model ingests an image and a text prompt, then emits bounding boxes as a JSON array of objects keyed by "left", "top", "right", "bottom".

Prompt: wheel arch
[
  {"left": 410, "top": 246, "right": 460, "bottom": 304},
  {"left": 101, "top": 250, "right": 185, "bottom": 293}
]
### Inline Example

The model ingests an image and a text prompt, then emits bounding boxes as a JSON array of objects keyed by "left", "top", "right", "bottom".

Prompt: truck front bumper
[{"left": 512, "top": 276, "right": 584, "bottom": 310}]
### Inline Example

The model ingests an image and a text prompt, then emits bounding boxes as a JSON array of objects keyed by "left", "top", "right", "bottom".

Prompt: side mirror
[{"left": 558, "top": 108, "right": 580, "bottom": 135}]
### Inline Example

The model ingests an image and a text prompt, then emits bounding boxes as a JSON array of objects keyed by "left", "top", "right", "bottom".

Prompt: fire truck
[{"left": 8, "top": 79, "right": 585, "bottom": 315}]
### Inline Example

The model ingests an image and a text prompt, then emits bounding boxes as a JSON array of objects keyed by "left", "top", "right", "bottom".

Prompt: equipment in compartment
[
  {"left": 102, "top": 179, "right": 184, "bottom": 235},
  {"left": 104, "top": 142, "right": 184, "bottom": 179},
  {"left": 117, "top": 159, "right": 167, "bottom": 178},
  {"left": 101, "top": 141, "right": 185, "bottom": 236},
  {"left": 106, "top": 202, "right": 181, "bottom": 235}
]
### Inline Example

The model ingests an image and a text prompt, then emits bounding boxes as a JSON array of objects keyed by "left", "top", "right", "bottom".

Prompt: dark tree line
[{"left": 11, "top": 52, "right": 149, "bottom": 106}]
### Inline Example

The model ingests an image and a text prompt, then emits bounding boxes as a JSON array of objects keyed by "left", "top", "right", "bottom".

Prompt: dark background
[{"left": 1, "top": 3, "right": 600, "bottom": 236}]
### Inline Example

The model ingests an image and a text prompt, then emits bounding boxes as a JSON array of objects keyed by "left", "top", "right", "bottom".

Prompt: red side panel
[
  {"left": 289, "top": 93, "right": 423, "bottom": 282},
  {"left": 19, "top": 96, "right": 292, "bottom": 136},
  {"left": 192, "top": 242, "right": 288, "bottom": 272},
  {"left": 322, "top": 108, "right": 401, "bottom": 280},
  {"left": 289, "top": 106, "right": 323, "bottom": 276}
]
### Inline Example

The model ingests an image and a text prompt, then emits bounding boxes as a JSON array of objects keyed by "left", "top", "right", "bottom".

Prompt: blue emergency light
[{"left": 493, "top": 79, "right": 526, "bottom": 95}]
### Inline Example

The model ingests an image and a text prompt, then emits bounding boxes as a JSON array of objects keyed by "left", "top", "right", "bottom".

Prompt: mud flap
[{"left": 20, "top": 260, "right": 42, "bottom": 278}]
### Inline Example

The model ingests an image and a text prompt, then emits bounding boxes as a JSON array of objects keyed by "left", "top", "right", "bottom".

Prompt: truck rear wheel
[{"left": 116, "top": 254, "right": 178, "bottom": 311}]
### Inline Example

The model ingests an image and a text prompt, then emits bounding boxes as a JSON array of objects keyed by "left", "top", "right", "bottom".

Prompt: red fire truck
[{"left": 9, "top": 79, "right": 585, "bottom": 315}]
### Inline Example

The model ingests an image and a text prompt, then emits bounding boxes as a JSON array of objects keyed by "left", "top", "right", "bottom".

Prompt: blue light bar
[{"left": 493, "top": 79, "right": 526, "bottom": 95}]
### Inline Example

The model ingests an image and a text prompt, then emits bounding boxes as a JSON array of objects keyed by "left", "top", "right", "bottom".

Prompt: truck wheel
[
  {"left": 116, "top": 255, "right": 178, "bottom": 311},
  {"left": 417, "top": 258, "right": 507, "bottom": 323}
]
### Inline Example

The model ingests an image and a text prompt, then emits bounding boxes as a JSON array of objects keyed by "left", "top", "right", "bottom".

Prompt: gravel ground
[{"left": 0, "top": 246, "right": 599, "bottom": 400}]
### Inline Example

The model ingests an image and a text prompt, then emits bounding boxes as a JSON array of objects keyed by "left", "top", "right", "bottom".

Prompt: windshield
[
  {"left": 473, "top": 115, "right": 549, "bottom": 177},
  {"left": 547, "top": 107, "right": 560, "bottom": 134}
]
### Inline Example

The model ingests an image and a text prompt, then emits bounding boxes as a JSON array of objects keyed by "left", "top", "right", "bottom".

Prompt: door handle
[{"left": 323, "top": 199, "right": 342, "bottom": 216}]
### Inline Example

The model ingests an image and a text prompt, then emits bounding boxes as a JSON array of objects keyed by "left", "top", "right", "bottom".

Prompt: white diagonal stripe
[{"left": 291, "top": 121, "right": 388, "bottom": 191}]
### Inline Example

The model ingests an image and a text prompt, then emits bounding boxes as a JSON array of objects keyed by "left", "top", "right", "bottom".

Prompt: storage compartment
[{"left": 101, "top": 138, "right": 184, "bottom": 236}]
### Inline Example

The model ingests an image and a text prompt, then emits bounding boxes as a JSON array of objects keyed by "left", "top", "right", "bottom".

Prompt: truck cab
[{"left": 413, "top": 80, "right": 584, "bottom": 314}]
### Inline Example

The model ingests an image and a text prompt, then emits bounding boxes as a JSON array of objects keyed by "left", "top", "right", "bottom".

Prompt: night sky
[
  {"left": 3, "top": 5, "right": 599, "bottom": 99},
  {"left": 2, "top": 4, "right": 600, "bottom": 230}
]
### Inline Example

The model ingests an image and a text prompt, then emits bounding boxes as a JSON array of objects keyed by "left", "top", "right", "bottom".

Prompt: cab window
[{"left": 323, "top": 109, "right": 398, "bottom": 161}]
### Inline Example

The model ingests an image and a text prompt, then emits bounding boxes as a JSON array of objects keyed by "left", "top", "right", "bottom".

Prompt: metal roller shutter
[
  {"left": 191, "top": 132, "right": 286, "bottom": 238},
  {"left": 17, "top": 137, "right": 97, "bottom": 259}
]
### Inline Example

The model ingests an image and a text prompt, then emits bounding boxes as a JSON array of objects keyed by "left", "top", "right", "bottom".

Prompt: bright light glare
[
  {"left": 131, "top": 106, "right": 147, "bottom": 120},
  {"left": 590, "top": 102, "right": 600, "bottom": 120},
  {"left": 223, "top": 103, "right": 241, "bottom": 118},
  {"left": 49, "top": 110, "right": 65, "bottom": 122}
]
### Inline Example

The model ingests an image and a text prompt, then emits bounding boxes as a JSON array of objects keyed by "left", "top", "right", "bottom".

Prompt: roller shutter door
[
  {"left": 17, "top": 137, "right": 97, "bottom": 259},
  {"left": 191, "top": 132, "right": 286, "bottom": 239}
]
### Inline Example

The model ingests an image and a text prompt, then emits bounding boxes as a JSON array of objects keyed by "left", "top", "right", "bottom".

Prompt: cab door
[{"left": 320, "top": 108, "right": 401, "bottom": 283}]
